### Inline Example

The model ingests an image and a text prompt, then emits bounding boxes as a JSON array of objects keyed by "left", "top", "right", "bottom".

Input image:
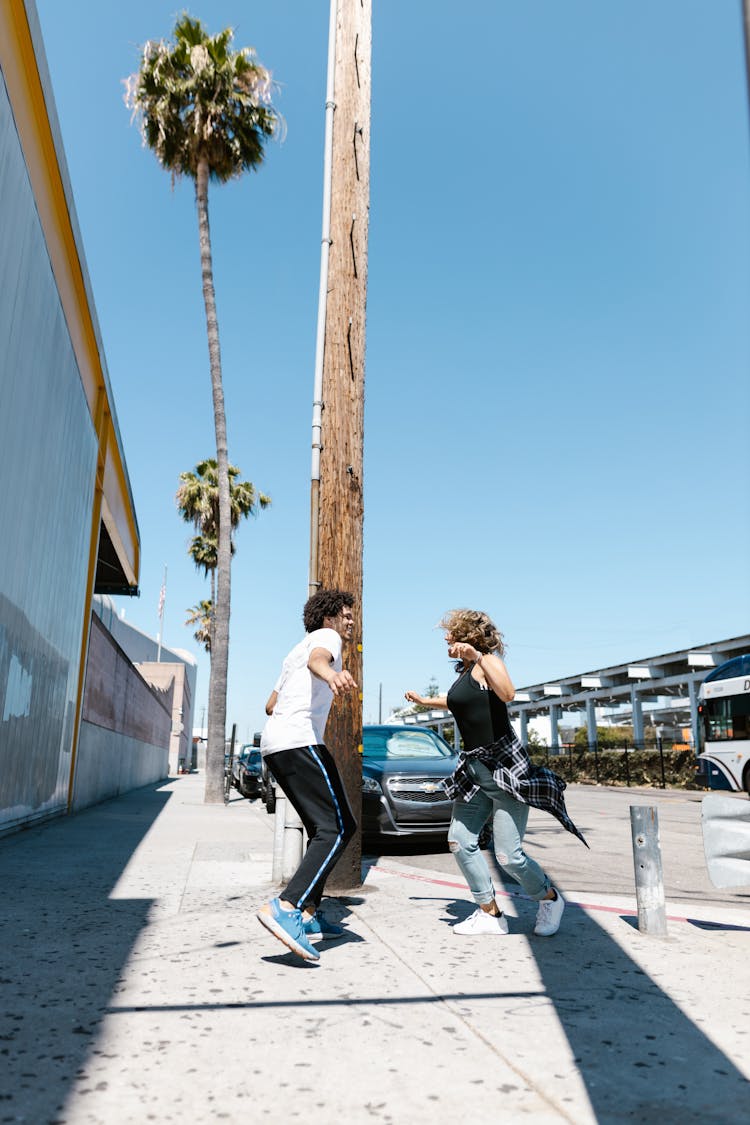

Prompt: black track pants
[{"left": 264, "top": 744, "right": 357, "bottom": 910}]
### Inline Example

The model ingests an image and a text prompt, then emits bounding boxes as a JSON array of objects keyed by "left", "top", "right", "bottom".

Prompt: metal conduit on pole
[{"left": 309, "top": 0, "right": 338, "bottom": 599}]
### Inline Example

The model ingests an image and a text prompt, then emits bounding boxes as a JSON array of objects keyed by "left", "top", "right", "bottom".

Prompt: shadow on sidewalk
[
  {"left": 0, "top": 783, "right": 170, "bottom": 1123},
  {"left": 487, "top": 856, "right": 750, "bottom": 1123}
]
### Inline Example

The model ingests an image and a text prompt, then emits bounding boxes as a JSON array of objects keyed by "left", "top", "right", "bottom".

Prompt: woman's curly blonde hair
[{"left": 439, "top": 608, "right": 505, "bottom": 657}]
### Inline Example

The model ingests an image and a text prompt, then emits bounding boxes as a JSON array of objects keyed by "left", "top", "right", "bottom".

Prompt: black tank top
[{"left": 446, "top": 664, "right": 513, "bottom": 752}]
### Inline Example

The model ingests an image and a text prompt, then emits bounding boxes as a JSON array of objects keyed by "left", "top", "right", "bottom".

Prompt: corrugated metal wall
[{"left": 0, "top": 68, "right": 98, "bottom": 832}]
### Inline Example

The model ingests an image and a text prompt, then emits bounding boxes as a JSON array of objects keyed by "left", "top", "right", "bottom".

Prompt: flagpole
[{"left": 157, "top": 564, "right": 167, "bottom": 662}]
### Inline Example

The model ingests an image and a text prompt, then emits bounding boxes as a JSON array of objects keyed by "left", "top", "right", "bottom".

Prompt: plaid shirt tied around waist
[{"left": 443, "top": 733, "right": 589, "bottom": 847}]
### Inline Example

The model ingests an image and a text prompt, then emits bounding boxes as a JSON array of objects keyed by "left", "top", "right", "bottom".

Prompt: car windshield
[
  {"left": 363, "top": 729, "right": 453, "bottom": 760},
  {"left": 241, "top": 749, "right": 261, "bottom": 767}
]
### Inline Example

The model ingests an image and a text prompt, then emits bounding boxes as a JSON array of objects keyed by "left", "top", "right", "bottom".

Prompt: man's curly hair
[
  {"left": 303, "top": 588, "right": 354, "bottom": 633},
  {"left": 439, "top": 608, "right": 505, "bottom": 657}
]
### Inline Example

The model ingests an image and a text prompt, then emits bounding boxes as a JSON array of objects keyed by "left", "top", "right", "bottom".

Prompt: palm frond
[
  {"left": 185, "top": 597, "right": 213, "bottom": 653},
  {"left": 124, "top": 14, "right": 280, "bottom": 183},
  {"left": 177, "top": 458, "right": 270, "bottom": 567}
]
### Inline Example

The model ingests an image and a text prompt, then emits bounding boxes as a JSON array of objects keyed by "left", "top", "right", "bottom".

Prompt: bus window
[
  {"left": 731, "top": 694, "right": 750, "bottom": 739},
  {"left": 704, "top": 695, "right": 750, "bottom": 741}
]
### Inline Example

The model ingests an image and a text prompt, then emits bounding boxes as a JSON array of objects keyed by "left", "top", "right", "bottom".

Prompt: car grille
[{"left": 386, "top": 777, "right": 449, "bottom": 803}]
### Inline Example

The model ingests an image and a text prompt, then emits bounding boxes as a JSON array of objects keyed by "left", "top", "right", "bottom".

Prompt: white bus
[{"left": 698, "top": 655, "right": 750, "bottom": 794}]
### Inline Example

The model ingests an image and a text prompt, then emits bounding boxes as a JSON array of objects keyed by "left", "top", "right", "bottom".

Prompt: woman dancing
[{"left": 406, "top": 608, "right": 585, "bottom": 937}]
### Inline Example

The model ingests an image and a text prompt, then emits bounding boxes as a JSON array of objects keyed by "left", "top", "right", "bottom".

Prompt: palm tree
[
  {"left": 126, "top": 19, "right": 278, "bottom": 803},
  {"left": 186, "top": 600, "right": 214, "bottom": 653},
  {"left": 176, "top": 459, "right": 270, "bottom": 545},
  {"left": 177, "top": 459, "right": 270, "bottom": 660},
  {"left": 188, "top": 536, "right": 217, "bottom": 645}
]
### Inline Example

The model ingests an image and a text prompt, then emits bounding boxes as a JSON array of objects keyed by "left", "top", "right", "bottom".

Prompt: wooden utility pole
[{"left": 313, "top": 0, "right": 371, "bottom": 889}]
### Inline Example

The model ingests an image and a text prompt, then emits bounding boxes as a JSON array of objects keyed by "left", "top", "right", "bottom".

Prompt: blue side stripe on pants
[{"left": 298, "top": 745, "right": 345, "bottom": 906}]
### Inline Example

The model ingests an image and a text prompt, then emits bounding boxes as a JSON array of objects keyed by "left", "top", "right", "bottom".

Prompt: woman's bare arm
[
  {"left": 476, "top": 653, "right": 515, "bottom": 702},
  {"left": 404, "top": 691, "right": 449, "bottom": 708},
  {"left": 447, "top": 641, "right": 515, "bottom": 702}
]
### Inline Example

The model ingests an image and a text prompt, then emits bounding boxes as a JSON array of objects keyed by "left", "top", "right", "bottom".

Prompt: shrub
[{"left": 528, "top": 747, "right": 702, "bottom": 789}]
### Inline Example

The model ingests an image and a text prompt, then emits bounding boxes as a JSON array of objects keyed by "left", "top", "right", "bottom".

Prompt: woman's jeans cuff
[{"left": 473, "top": 890, "right": 496, "bottom": 906}]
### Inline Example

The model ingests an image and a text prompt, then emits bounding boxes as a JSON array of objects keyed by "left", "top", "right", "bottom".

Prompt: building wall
[
  {"left": 71, "top": 614, "right": 170, "bottom": 810},
  {"left": 93, "top": 595, "right": 198, "bottom": 774},
  {"left": 72, "top": 726, "right": 169, "bottom": 813},
  {"left": 82, "top": 615, "right": 173, "bottom": 746},
  {"left": 137, "top": 662, "right": 192, "bottom": 773},
  {"left": 0, "top": 67, "right": 98, "bottom": 834},
  {"left": 0, "top": 2, "right": 143, "bottom": 835}
]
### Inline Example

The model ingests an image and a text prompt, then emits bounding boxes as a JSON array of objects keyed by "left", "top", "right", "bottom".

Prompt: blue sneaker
[
  {"left": 303, "top": 912, "right": 345, "bottom": 939},
  {"left": 257, "top": 898, "right": 320, "bottom": 961}
]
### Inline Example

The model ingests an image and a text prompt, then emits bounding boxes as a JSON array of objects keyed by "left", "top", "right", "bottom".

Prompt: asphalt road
[{"left": 363, "top": 784, "right": 750, "bottom": 912}]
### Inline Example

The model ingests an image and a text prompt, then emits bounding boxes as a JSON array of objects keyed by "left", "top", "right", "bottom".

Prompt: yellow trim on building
[
  {"left": 67, "top": 392, "right": 110, "bottom": 810},
  {"left": 0, "top": 0, "right": 139, "bottom": 587}
]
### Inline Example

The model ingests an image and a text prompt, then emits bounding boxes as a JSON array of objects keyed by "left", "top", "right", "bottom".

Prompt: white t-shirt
[{"left": 260, "top": 628, "right": 343, "bottom": 755}]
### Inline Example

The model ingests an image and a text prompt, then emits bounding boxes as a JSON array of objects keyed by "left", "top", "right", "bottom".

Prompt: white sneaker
[
  {"left": 454, "top": 907, "right": 509, "bottom": 936},
  {"left": 534, "top": 889, "right": 565, "bottom": 936}
]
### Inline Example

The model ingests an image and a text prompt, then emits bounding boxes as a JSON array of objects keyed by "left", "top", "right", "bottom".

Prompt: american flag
[{"left": 157, "top": 582, "right": 166, "bottom": 620}]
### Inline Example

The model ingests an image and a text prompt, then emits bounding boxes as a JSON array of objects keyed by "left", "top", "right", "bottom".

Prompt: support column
[
  {"left": 586, "top": 698, "right": 598, "bottom": 751},
  {"left": 550, "top": 705, "right": 560, "bottom": 755},
  {"left": 519, "top": 710, "right": 528, "bottom": 749},
  {"left": 688, "top": 679, "right": 700, "bottom": 755},
  {"left": 631, "top": 685, "right": 644, "bottom": 749}
]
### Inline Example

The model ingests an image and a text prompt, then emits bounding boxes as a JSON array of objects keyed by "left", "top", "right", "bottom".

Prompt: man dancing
[{"left": 257, "top": 588, "right": 358, "bottom": 961}]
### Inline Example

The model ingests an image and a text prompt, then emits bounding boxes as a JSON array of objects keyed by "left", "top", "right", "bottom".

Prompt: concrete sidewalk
[{"left": 1, "top": 774, "right": 748, "bottom": 1124}]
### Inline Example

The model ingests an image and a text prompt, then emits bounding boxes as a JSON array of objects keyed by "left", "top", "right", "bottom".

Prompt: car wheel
[
  {"left": 743, "top": 763, "right": 750, "bottom": 797},
  {"left": 265, "top": 787, "right": 276, "bottom": 814}
]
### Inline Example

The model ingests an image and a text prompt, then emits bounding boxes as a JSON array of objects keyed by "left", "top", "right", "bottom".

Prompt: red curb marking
[{"left": 363, "top": 863, "right": 747, "bottom": 928}]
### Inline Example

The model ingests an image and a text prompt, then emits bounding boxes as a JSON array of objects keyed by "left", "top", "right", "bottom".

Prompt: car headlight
[{"left": 361, "top": 776, "right": 382, "bottom": 794}]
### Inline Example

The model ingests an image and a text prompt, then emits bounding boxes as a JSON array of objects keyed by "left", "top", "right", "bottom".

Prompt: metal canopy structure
[{"left": 403, "top": 635, "right": 750, "bottom": 754}]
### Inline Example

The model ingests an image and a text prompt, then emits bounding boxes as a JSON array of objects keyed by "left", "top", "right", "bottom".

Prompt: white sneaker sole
[
  {"left": 257, "top": 910, "right": 320, "bottom": 961},
  {"left": 453, "top": 918, "right": 510, "bottom": 936},
  {"left": 453, "top": 928, "right": 509, "bottom": 936}
]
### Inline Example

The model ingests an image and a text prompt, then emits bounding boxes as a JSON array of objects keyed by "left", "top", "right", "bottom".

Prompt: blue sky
[{"left": 35, "top": 0, "right": 750, "bottom": 740}]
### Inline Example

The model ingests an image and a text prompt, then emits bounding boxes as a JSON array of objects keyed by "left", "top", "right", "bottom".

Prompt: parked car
[
  {"left": 361, "top": 724, "right": 457, "bottom": 838},
  {"left": 259, "top": 724, "right": 464, "bottom": 841},
  {"left": 260, "top": 756, "right": 277, "bottom": 812},
  {"left": 233, "top": 746, "right": 263, "bottom": 798}
]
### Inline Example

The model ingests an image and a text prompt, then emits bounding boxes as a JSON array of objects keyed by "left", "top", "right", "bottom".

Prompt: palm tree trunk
[
  {"left": 196, "top": 156, "right": 232, "bottom": 804},
  {"left": 210, "top": 568, "right": 216, "bottom": 653}
]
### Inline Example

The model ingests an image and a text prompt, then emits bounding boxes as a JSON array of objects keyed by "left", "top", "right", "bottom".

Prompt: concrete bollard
[
  {"left": 281, "top": 801, "right": 304, "bottom": 883},
  {"left": 629, "top": 805, "right": 668, "bottom": 936},
  {"left": 271, "top": 794, "right": 287, "bottom": 883}
]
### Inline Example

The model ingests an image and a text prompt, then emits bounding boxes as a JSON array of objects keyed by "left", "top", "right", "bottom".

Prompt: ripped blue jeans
[{"left": 448, "top": 759, "right": 551, "bottom": 904}]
